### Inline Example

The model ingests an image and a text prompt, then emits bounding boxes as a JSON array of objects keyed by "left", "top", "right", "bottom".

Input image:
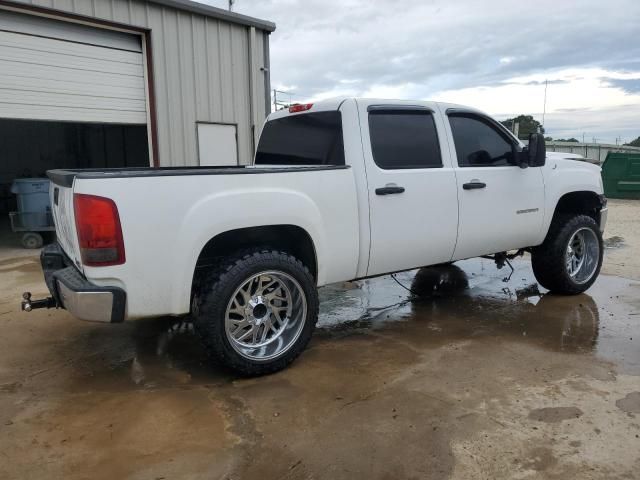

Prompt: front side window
[
  {"left": 449, "top": 114, "right": 516, "bottom": 167},
  {"left": 255, "top": 111, "right": 344, "bottom": 166},
  {"left": 368, "top": 110, "right": 442, "bottom": 169}
]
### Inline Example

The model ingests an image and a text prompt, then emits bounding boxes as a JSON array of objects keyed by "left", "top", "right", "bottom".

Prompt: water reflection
[
  {"left": 320, "top": 259, "right": 601, "bottom": 354},
  {"left": 410, "top": 263, "right": 469, "bottom": 297},
  {"left": 408, "top": 263, "right": 599, "bottom": 352},
  {"left": 114, "top": 259, "right": 637, "bottom": 384},
  {"left": 126, "top": 318, "right": 219, "bottom": 387}
]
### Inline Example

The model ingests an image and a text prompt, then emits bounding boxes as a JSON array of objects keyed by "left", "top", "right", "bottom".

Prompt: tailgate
[{"left": 50, "top": 182, "right": 82, "bottom": 269}]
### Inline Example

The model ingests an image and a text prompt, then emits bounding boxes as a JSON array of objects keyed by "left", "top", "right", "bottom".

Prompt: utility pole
[
  {"left": 228, "top": 0, "right": 235, "bottom": 11},
  {"left": 542, "top": 79, "right": 548, "bottom": 128},
  {"left": 272, "top": 89, "right": 294, "bottom": 111}
]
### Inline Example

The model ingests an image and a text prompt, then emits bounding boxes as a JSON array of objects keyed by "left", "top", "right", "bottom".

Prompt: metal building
[{"left": 0, "top": 0, "right": 274, "bottom": 187}]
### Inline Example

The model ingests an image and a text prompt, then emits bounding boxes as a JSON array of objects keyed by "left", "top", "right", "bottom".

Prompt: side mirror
[{"left": 527, "top": 133, "right": 546, "bottom": 167}]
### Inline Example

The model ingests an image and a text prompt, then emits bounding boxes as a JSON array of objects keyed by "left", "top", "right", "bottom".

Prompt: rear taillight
[{"left": 73, "top": 194, "right": 125, "bottom": 266}]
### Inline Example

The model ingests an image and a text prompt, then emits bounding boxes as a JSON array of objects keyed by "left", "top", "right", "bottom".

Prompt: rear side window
[
  {"left": 255, "top": 111, "right": 344, "bottom": 166},
  {"left": 449, "top": 115, "right": 516, "bottom": 167},
  {"left": 368, "top": 111, "right": 442, "bottom": 169}
]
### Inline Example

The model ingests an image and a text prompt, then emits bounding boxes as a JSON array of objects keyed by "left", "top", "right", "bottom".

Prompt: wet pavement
[
  {"left": 320, "top": 259, "right": 640, "bottom": 374},
  {"left": 1, "top": 252, "right": 640, "bottom": 478}
]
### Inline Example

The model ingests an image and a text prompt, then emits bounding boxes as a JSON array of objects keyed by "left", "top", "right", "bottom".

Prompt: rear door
[
  {"left": 444, "top": 110, "right": 545, "bottom": 260},
  {"left": 358, "top": 100, "right": 459, "bottom": 276}
]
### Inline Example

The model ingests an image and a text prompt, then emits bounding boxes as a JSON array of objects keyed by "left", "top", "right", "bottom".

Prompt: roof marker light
[{"left": 288, "top": 103, "right": 313, "bottom": 113}]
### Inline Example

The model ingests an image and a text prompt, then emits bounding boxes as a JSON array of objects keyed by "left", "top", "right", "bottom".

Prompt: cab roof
[
  {"left": 265, "top": 97, "right": 522, "bottom": 147},
  {"left": 267, "top": 97, "right": 483, "bottom": 120}
]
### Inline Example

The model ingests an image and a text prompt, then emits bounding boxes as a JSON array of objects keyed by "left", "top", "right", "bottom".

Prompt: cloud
[
  {"left": 604, "top": 78, "right": 640, "bottom": 94},
  {"left": 515, "top": 79, "right": 569, "bottom": 86},
  {"left": 434, "top": 68, "right": 640, "bottom": 141},
  {"left": 202, "top": 0, "right": 640, "bottom": 142}
]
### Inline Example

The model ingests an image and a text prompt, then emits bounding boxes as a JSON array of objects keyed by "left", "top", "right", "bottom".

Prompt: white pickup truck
[{"left": 24, "top": 98, "right": 607, "bottom": 375}]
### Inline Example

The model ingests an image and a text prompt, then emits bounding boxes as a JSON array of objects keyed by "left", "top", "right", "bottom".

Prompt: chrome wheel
[
  {"left": 565, "top": 227, "right": 599, "bottom": 284},
  {"left": 225, "top": 271, "right": 307, "bottom": 361}
]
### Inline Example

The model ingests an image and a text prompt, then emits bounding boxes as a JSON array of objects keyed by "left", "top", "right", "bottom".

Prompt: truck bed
[
  {"left": 48, "top": 165, "right": 349, "bottom": 187},
  {"left": 47, "top": 163, "right": 360, "bottom": 319}
]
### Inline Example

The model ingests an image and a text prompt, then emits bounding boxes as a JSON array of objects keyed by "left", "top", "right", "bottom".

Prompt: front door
[
  {"left": 359, "top": 101, "right": 459, "bottom": 276},
  {"left": 445, "top": 111, "right": 545, "bottom": 260}
]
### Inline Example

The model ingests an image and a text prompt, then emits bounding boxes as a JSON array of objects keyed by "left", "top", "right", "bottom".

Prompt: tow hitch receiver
[{"left": 21, "top": 292, "right": 57, "bottom": 312}]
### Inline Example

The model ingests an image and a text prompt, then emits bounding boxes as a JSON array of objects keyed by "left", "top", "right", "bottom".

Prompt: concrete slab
[{"left": 0, "top": 201, "right": 639, "bottom": 479}]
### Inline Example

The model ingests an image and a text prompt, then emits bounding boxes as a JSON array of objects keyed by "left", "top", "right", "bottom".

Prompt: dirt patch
[
  {"left": 528, "top": 406, "right": 584, "bottom": 423},
  {"left": 0, "top": 381, "right": 22, "bottom": 393},
  {"left": 616, "top": 392, "right": 640, "bottom": 414},
  {"left": 0, "top": 257, "right": 39, "bottom": 272},
  {"left": 522, "top": 446, "right": 559, "bottom": 471}
]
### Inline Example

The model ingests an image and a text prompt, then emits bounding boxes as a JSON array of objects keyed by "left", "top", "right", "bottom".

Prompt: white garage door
[{"left": 0, "top": 9, "right": 146, "bottom": 124}]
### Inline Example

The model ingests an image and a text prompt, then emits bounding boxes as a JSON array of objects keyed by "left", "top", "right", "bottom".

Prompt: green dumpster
[{"left": 601, "top": 152, "right": 640, "bottom": 199}]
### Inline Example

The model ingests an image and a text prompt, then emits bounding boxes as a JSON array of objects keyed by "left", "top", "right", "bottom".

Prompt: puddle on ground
[
  {"left": 70, "top": 317, "right": 231, "bottom": 391},
  {"left": 318, "top": 258, "right": 640, "bottom": 373},
  {"left": 60, "top": 258, "right": 640, "bottom": 389},
  {"left": 604, "top": 236, "right": 625, "bottom": 249}
]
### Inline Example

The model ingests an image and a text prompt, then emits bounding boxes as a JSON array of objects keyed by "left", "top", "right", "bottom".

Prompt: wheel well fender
[
  {"left": 543, "top": 191, "right": 604, "bottom": 241},
  {"left": 552, "top": 191, "right": 603, "bottom": 222},
  {"left": 192, "top": 224, "right": 318, "bottom": 290}
]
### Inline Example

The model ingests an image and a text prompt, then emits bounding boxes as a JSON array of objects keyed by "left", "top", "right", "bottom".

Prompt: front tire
[
  {"left": 531, "top": 214, "right": 603, "bottom": 294},
  {"left": 193, "top": 249, "right": 319, "bottom": 376}
]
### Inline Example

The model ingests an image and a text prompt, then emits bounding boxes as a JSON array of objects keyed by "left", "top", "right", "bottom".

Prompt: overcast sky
[{"left": 203, "top": 0, "right": 640, "bottom": 144}]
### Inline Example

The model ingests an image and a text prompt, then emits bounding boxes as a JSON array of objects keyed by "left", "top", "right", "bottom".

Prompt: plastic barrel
[{"left": 10, "top": 178, "right": 52, "bottom": 230}]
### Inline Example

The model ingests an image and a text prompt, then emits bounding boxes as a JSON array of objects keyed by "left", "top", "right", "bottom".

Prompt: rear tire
[
  {"left": 193, "top": 249, "right": 318, "bottom": 376},
  {"left": 531, "top": 214, "right": 603, "bottom": 294}
]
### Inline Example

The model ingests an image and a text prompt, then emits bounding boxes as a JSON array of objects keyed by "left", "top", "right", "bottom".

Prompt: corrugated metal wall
[{"left": 6, "top": 0, "right": 271, "bottom": 166}]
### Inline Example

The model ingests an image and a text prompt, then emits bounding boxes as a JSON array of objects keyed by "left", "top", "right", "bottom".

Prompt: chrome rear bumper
[
  {"left": 55, "top": 270, "right": 125, "bottom": 323},
  {"left": 22, "top": 243, "right": 126, "bottom": 323}
]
